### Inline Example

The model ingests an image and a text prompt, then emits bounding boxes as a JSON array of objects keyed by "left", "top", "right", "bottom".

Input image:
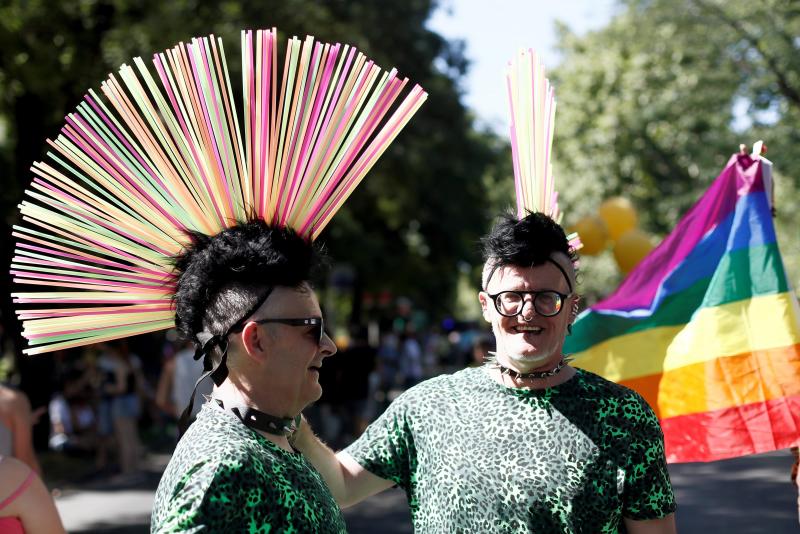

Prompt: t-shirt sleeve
[
  {"left": 343, "top": 392, "right": 417, "bottom": 489},
  {"left": 621, "top": 393, "right": 677, "bottom": 520},
  {"left": 152, "top": 459, "right": 221, "bottom": 533},
  {"left": 153, "top": 459, "right": 255, "bottom": 533}
]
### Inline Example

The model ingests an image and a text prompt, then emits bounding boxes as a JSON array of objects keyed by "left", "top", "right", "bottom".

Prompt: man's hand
[{"left": 624, "top": 513, "right": 677, "bottom": 534}]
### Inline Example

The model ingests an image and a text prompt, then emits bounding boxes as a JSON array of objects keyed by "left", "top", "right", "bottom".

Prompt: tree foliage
[
  {"left": 0, "top": 0, "right": 502, "bottom": 356},
  {"left": 552, "top": 0, "right": 800, "bottom": 300}
]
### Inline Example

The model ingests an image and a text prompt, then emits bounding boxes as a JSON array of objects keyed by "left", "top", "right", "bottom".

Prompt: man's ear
[
  {"left": 570, "top": 294, "right": 581, "bottom": 322},
  {"left": 478, "top": 292, "right": 492, "bottom": 323},
  {"left": 240, "top": 321, "right": 267, "bottom": 362}
]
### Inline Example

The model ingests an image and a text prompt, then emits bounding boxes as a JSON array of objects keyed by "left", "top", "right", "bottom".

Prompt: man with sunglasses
[
  {"left": 151, "top": 221, "right": 346, "bottom": 533},
  {"left": 293, "top": 212, "right": 676, "bottom": 533}
]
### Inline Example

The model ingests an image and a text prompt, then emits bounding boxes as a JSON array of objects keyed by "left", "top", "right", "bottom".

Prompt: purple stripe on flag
[{"left": 594, "top": 153, "right": 765, "bottom": 312}]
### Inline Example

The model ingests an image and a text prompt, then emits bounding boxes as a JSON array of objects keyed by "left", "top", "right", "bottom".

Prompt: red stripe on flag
[{"left": 661, "top": 395, "right": 800, "bottom": 463}]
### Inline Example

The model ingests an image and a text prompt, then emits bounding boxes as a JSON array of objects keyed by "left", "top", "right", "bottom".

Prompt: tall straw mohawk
[
  {"left": 11, "top": 29, "right": 427, "bottom": 355},
  {"left": 506, "top": 49, "right": 579, "bottom": 250}
]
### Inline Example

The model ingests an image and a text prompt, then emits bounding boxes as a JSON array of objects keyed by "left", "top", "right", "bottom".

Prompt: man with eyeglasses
[
  {"left": 293, "top": 212, "right": 676, "bottom": 533},
  {"left": 151, "top": 220, "right": 346, "bottom": 533}
]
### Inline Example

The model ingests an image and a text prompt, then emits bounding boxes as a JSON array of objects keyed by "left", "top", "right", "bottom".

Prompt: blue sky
[{"left": 428, "top": 0, "right": 617, "bottom": 133}]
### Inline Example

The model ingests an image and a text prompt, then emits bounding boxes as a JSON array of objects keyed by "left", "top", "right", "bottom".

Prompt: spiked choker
[
  {"left": 215, "top": 399, "right": 300, "bottom": 437},
  {"left": 486, "top": 353, "right": 572, "bottom": 380}
]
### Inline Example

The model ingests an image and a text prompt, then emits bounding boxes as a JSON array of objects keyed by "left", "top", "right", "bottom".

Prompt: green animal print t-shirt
[
  {"left": 152, "top": 402, "right": 346, "bottom": 533},
  {"left": 345, "top": 366, "right": 675, "bottom": 533}
]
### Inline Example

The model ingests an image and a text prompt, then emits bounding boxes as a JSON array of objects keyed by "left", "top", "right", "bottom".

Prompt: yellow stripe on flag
[{"left": 574, "top": 292, "right": 800, "bottom": 381}]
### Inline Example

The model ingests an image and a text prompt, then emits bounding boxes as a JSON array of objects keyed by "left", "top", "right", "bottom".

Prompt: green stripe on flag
[{"left": 565, "top": 243, "right": 788, "bottom": 353}]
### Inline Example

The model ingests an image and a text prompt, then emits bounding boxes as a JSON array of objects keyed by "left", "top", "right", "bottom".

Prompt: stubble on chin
[{"left": 498, "top": 350, "right": 552, "bottom": 372}]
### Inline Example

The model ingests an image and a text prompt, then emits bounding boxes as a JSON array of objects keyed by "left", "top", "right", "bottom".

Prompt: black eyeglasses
[
  {"left": 485, "top": 290, "right": 570, "bottom": 318},
  {"left": 251, "top": 317, "right": 325, "bottom": 345}
]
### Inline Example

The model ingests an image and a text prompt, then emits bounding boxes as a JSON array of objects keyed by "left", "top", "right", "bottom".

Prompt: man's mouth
[
  {"left": 515, "top": 325, "right": 543, "bottom": 334},
  {"left": 308, "top": 365, "right": 322, "bottom": 372}
]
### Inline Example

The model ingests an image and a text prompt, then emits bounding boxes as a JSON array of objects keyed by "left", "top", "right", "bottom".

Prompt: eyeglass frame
[
  {"left": 250, "top": 317, "right": 326, "bottom": 345},
  {"left": 483, "top": 290, "right": 572, "bottom": 318}
]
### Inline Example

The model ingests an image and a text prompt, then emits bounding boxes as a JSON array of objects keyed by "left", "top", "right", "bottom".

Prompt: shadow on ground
[
  {"left": 344, "top": 486, "right": 413, "bottom": 534},
  {"left": 71, "top": 521, "right": 150, "bottom": 534},
  {"left": 669, "top": 450, "right": 798, "bottom": 534},
  {"left": 51, "top": 450, "right": 799, "bottom": 533},
  {"left": 51, "top": 454, "right": 164, "bottom": 534}
]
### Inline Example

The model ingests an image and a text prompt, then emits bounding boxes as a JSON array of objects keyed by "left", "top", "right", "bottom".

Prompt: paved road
[{"left": 54, "top": 450, "right": 799, "bottom": 533}]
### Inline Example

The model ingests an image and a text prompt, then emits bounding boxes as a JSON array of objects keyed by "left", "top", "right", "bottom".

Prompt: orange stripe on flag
[{"left": 619, "top": 344, "right": 800, "bottom": 420}]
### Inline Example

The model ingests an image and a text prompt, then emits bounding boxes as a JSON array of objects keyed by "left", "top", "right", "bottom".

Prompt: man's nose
[
  {"left": 519, "top": 298, "right": 537, "bottom": 321},
  {"left": 320, "top": 332, "right": 337, "bottom": 356}
]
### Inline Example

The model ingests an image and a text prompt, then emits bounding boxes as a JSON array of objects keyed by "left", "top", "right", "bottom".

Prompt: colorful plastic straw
[
  {"left": 506, "top": 49, "right": 580, "bottom": 249},
  {"left": 12, "top": 29, "right": 427, "bottom": 354}
]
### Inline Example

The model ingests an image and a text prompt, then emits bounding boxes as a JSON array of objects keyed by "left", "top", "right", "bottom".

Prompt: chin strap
[
  {"left": 214, "top": 399, "right": 301, "bottom": 437},
  {"left": 177, "top": 287, "right": 275, "bottom": 438},
  {"left": 545, "top": 257, "right": 573, "bottom": 293},
  {"left": 177, "top": 334, "right": 230, "bottom": 438}
]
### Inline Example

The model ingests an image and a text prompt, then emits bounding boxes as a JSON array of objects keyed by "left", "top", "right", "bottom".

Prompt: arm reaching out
[{"left": 291, "top": 419, "right": 394, "bottom": 508}]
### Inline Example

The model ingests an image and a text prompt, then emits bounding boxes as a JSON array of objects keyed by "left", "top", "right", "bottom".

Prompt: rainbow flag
[{"left": 565, "top": 153, "right": 800, "bottom": 463}]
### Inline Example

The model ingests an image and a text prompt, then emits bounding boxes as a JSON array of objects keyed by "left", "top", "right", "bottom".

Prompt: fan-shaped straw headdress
[
  {"left": 11, "top": 28, "right": 427, "bottom": 355},
  {"left": 506, "top": 48, "right": 579, "bottom": 250}
]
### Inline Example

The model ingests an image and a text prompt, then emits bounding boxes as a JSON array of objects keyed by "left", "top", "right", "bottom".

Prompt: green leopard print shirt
[
  {"left": 151, "top": 402, "right": 346, "bottom": 533},
  {"left": 346, "top": 366, "right": 675, "bottom": 533}
]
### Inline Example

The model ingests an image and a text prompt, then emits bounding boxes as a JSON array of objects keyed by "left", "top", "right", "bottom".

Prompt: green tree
[
  {"left": 0, "top": 0, "right": 500, "bottom": 359},
  {"left": 551, "top": 0, "right": 800, "bottom": 300}
]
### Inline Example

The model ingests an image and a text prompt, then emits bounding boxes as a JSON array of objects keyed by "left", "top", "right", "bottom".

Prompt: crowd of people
[
  {"left": 0, "top": 314, "right": 482, "bottom": 532},
  {"left": 13, "top": 340, "right": 151, "bottom": 479},
  {"left": 0, "top": 315, "right": 488, "bottom": 475},
  {"left": 308, "top": 324, "right": 486, "bottom": 449}
]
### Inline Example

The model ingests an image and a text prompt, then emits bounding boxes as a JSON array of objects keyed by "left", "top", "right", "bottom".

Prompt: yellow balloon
[
  {"left": 334, "top": 334, "right": 350, "bottom": 350},
  {"left": 613, "top": 229, "right": 655, "bottom": 274},
  {"left": 598, "top": 197, "right": 638, "bottom": 241},
  {"left": 571, "top": 215, "right": 608, "bottom": 256}
]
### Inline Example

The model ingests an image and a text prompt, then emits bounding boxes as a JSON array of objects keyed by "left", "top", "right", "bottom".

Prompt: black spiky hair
[
  {"left": 481, "top": 211, "right": 578, "bottom": 289},
  {"left": 172, "top": 219, "right": 324, "bottom": 343}
]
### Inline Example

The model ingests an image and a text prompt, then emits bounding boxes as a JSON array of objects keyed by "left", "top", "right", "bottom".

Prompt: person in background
[
  {"left": 86, "top": 348, "right": 113, "bottom": 472},
  {"left": 421, "top": 327, "right": 446, "bottom": 377},
  {"left": 156, "top": 338, "right": 212, "bottom": 422},
  {"left": 338, "top": 326, "right": 377, "bottom": 439},
  {"left": 376, "top": 331, "right": 400, "bottom": 394},
  {"left": 791, "top": 447, "right": 800, "bottom": 525},
  {"left": 48, "top": 364, "right": 96, "bottom": 454},
  {"left": 0, "top": 385, "right": 41, "bottom": 474},
  {"left": 0, "top": 454, "right": 65, "bottom": 534},
  {"left": 398, "top": 328, "right": 423, "bottom": 388},
  {"left": 470, "top": 335, "right": 494, "bottom": 367},
  {"left": 98, "top": 341, "right": 146, "bottom": 475}
]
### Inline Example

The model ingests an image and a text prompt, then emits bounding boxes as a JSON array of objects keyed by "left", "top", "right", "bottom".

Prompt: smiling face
[
  {"left": 478, "top": 254, "right": 577, "bottom": 373},
  {"left": 237, "top": 283, "right": 337, "bottom": 414}
]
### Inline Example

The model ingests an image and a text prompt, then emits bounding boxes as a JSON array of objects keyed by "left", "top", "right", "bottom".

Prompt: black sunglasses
[{"left": 251, "top": 317, "right": 325, "bottom": 345}]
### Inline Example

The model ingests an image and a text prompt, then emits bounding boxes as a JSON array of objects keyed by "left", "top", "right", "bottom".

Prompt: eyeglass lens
[
  {"left": 494, "top": 291, "right": 563, "bottom": 317},
  {"left": 314, "top": 321, "right": 324, "bottom": 345}
]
